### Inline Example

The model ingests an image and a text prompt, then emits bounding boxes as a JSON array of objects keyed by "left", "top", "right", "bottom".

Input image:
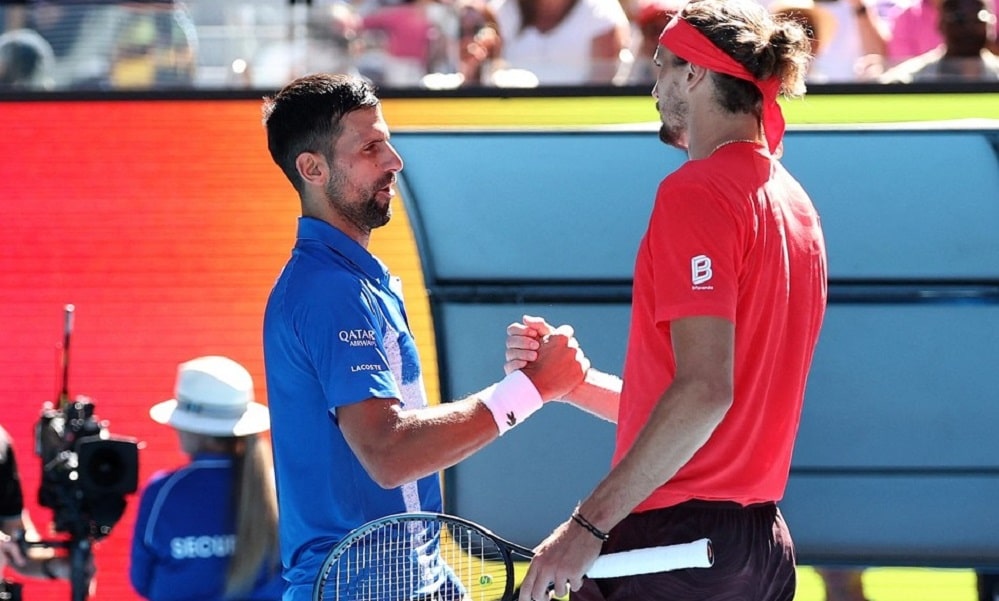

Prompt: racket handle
[{"left": 586, "top": 538, "right": 714, "bottom": 579}]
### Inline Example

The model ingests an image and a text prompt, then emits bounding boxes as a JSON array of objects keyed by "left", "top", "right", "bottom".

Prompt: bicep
[
  {"left": 337, "top": 397, "right": 403, "bottom": 467},
  {"left": 669, "top": 316, "right": 734, "bottom": 391}
]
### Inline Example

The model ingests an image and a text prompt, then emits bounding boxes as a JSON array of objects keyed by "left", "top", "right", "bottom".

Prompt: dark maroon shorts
[{"left": 572, "top": 500, "right": 796, "bottom": 601}]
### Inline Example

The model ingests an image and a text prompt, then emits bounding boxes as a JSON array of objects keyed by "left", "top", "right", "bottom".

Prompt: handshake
[{"left": 504, "top": 315, "right": 591, "bottom": 403}]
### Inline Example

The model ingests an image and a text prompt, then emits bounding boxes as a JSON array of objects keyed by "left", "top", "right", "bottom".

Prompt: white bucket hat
[{"left": 149, "top": 356, "right": 270, "bottom": 437}]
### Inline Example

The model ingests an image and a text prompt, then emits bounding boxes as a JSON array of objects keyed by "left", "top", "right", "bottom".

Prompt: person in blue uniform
[
  {"left": 129, "top": 355, "right": 284, "bottom": 601},
  {"left": 260, "top": 73, "right": 591, "bottom": 601}
]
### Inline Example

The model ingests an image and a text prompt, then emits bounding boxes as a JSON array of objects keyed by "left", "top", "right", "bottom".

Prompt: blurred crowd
[{"left": 0, "top": 0, "right": 996, "bottom": 91}]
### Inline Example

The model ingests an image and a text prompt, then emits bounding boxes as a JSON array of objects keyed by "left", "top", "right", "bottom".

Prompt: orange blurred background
[{"left": 0, "top": 99, "right": 437, "bottom": 600}]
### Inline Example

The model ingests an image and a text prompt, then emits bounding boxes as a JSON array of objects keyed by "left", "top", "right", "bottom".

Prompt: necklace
[{"left": 710, "top": 139, "right": 760, "bottom": 155}]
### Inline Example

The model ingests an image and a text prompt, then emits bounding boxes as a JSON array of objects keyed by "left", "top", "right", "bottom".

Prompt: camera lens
[{"left": 85, "top": 446, "right": 126, "bottom": 488}]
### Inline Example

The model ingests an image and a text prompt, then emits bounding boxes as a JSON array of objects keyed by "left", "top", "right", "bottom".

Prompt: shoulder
[
  {"left": 581, "top": 0, "right": 628, "bottom": 21},
  {"left": 879, "top": 46, "right": 943, "bottom": 83},
  {"left": 654, "top": 157, "right": 764, "bottom": 223},
  {"left": 656, "top": 162, "right": 713, "bottom": 202},
  {"left": 142, "top": 460, "right": 229, "bottom": 497},
  {"left": 275, "top": 257, "right": 373, "bottom": 316}
]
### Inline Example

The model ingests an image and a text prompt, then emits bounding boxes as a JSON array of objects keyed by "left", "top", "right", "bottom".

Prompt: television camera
[{"left": 30, "top": 305, "right": 140, "bottom": 601}]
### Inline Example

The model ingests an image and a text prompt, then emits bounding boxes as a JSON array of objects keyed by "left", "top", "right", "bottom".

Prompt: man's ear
[
  {"left": 295, "top": 151, "right": 327, "bottom": 187},
  {"left": 685, "top": 62, "right": 709, "bottom": 91}
]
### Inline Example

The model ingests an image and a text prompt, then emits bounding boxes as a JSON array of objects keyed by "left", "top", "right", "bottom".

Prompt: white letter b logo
[{"left": 691, "top": 255, "right": 713, "bottom": 285}]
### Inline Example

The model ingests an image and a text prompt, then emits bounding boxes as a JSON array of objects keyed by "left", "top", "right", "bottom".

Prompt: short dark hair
[{"left": 262, "top": 74, "right": 381, "bottom": 194}]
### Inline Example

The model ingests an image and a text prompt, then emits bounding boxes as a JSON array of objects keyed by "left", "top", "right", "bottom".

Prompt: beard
[
  {"left": 325, "top": 170, "right": 394, "bottom": 233},
  {"left": 658, "top": 122, "right": 688, "bottom": 150},
  {"left": 656, "top": 92, "right": 689, "bottom": 150}
]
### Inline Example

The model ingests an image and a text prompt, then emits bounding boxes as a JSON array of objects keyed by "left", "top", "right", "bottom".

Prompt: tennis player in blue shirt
[{"left": 260, "top": 73, "right": 591, "bottom": 601}]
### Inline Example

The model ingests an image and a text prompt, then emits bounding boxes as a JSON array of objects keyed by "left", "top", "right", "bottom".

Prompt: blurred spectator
[
  {"left": 107, "top": 1, "right": 198, "bottom": 89},
  {"left": 626, "top": 0, "right": 681, "bottom": 84},
  {"left": 880, "top": 0, "right": 998, "bottom": 81},
  {"left": 847, "top": 0, "right": 946, "bottom": 76},
  {"left": 0, "top": 27, "right": 54, "bottom": 89},
  {"left": 251, "top": 1, "right": 362, "bottom": 89},
  {"left": 1, "top": 424, "right": 80, "bottom": 586},
  {"left": 455, "top": 0, "right": 502, "bottom": 84},
  {"left": 884, "top": 0, "right": 943, "bottom": 62},
  {"left": 359, "top": 0, "right": 452, "bottom": 86},
  {"left": 771, "top": 0, "right": 838, "bottom": 81},
  {"left": 490, "top": 0, "right": 631, "bottom": 85},
  {"left": 844, "top": 0, "right": 901, "bottom": 79},
  {"left": 819, "top": 0, "right": 900, "bottom": 80}
]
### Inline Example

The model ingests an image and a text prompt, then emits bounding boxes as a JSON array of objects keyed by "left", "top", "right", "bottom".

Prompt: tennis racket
[{"left": 313, "top": 512, "right": 713, "bottom": 601}]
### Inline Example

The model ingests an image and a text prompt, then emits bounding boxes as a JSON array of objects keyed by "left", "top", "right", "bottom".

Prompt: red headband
[{"left": 658, "top": 17, "right": 784, "bottom": 154}]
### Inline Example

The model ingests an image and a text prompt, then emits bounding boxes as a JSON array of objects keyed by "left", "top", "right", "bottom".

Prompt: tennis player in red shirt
[{"left": 507, "top": 1, "right": 828, "bottom": 599}]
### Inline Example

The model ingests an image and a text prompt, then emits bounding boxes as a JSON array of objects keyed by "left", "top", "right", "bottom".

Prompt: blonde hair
[
  {"left": 225, "top": 434, "right": 281, "bottom": 597},
  {"left": 187, "top": 433, "right": 280, "bottom": 597}
]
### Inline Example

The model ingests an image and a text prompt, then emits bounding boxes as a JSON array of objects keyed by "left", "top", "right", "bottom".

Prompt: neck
[
  {"left": 302, "top": 196, "right": 371, "bottom": 249},
  {"left": 686, "top": 109, "right": 763, "bottom": 160},
  {"left": 530, "top": 0, "right": 575, "bottom": 31}
]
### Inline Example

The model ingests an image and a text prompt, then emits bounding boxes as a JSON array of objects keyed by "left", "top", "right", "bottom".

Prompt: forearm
[
  {"left": 854, "top": 4, "right": 888, "bottom": 56},
  {"left": 589, "top": 27, "right": 628, "bottom": 83},
  {"left": 561, "top": 368, "right": 621, "bottom": 423},
  {"left": 348, "top": 371, "right": 548, "bottom": 488},
  {"left": 2, "top": 540, "right": 62, "bottom": 580},
  {"left": 575, "top": 376, "right": 731, "bottom": 531},
  {"left": 390, "top": 395, "right": 502, "bottom": 483}
]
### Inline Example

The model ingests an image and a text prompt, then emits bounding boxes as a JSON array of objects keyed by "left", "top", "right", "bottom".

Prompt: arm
[
  {"left": 1, "top": 428, "right": 70, "bottom": 580},
  {"left": 337, "top": 394, "right": 500, "bottom": 490},
  {"left": 340, "top": 329, "right": 589, "bottom": 489},
  {"left": 561, "top": 368, "right": 621, "bottom": 423},
  {"left": 129, "top": 485, "right": 159, "bottom": 598},
  {"left": 0, "top": 529, "right": 24, "bottom": 573},
  {"left": 576, "top": 315, "right": 733, "bottom": 529},
  {"left": 518, "top": 315, "right": 734, "bottom": 601},
  {"left": 849, "top": 0, "right": 890, "bottom": 78},
  {"left": 0, "top": 513, "right": 72, "bottom": 580},
  {"left": 589, "top": 24, "right": 630, "bottom": 83},
  {"left": 505, "top": 316, "right": 621, "bottom": 422},
  {"left": 850, "top": 0, "right": 889, "bottom": 56}
]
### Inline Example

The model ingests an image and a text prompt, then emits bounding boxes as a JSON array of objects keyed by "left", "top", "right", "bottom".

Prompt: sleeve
[
  {"left": 129, "top": 477, "right": 166, "bottom": 599},
  {"left": 647, "top": 177, "right": 743, "bottom": 325},
  {"left": 291, "top": 274, "right": 402, "bottom": 413},
  {"left": 0, "top": 426, "right": 25, "bottom": 522}
]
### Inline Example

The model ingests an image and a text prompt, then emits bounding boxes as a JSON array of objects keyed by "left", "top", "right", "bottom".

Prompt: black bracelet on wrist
[
  {"left": 41, "top": 557, "right": 59, "bottom": 580},
  {"left": 570, "top": 507, "right": 610, "bottom": 542},
  {"left": 854, "top": 4, "right": 868, "bottom": 16}
]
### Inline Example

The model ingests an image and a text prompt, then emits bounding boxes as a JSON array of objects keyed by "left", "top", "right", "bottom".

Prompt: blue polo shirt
[
  {"left": 129, "top": 453, "right": 285, "bottom": 601},
  {"left": 263, "top": 217, "right": 443, "bottom": 600}
]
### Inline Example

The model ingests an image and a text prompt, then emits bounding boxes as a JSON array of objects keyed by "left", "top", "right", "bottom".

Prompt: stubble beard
[
  {"left": 326, "top": 171, "right": 393, "bottom": 234},
  {"left": 657, "top": 93, "right": 689, "bottom": 150}
]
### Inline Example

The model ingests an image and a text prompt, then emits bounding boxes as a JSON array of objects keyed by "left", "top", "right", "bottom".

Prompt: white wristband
[{"left": 481, "top": 371, "right": 543, "bottom": 435}]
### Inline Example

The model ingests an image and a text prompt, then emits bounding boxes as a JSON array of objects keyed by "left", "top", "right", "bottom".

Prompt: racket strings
[{"left": 319, "top": 519, "right": 512, "bottom": 601}]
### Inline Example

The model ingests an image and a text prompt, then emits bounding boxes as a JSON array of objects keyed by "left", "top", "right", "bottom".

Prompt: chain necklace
[{"left": 710, "top": 139, "right": 760, "bottom": 155}]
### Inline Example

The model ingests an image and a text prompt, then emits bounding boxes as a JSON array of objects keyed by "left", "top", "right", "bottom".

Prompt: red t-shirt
[{"left": 615, "top": 143, "right": 828, "bottom": 511}]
